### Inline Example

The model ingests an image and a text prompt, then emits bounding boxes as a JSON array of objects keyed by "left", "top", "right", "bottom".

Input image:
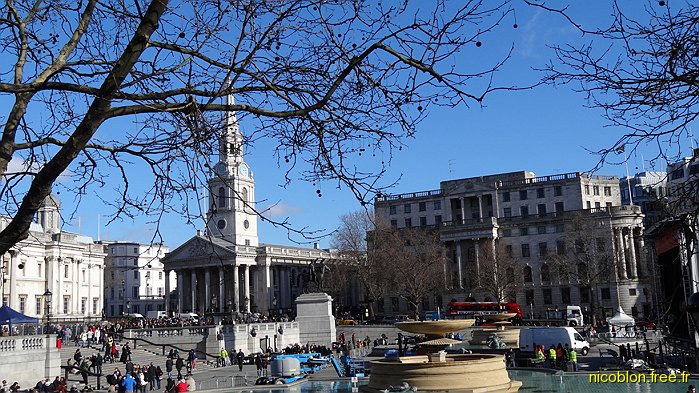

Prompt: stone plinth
[{"left": 295, "top": 292, "right": 335, "bottom": 347}]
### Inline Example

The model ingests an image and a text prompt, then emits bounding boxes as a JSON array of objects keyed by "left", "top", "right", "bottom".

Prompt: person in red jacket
[{"left": 176, "top": 379, "right": 187, "bottom": 393}]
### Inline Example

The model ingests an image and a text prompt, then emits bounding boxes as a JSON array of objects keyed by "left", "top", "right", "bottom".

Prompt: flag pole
[{"left": 624, "top": 148, "right": 633, "bottom": 205}]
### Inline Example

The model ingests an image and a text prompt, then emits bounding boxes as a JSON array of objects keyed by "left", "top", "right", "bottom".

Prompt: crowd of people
[{"left": 532, "top": 342, "right": 578, "bottom": 371}]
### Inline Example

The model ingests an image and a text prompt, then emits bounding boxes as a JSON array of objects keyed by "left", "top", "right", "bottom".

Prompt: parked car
[{"left": 337, "top": 318, "right": 357, "bottom": 325}]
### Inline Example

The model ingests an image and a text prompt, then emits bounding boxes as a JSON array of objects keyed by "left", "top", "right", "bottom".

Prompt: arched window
[
  {"left": 541, "top": 264, "right": 550, "bottom": 282},
  {"left": 523, "top": 266, "right": 533, "bottom": 283},
  {"left": 577, "top": 263, "right": 588, "bottom": 280},
  {"left": 217, "top": 187, "right": 226, "bottom": 208},
  {"left": 505, "top": 267, "right": 515, "bottom": 284}
]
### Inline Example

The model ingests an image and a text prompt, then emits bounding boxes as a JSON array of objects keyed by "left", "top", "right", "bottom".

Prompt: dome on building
[{"left": 40, "top": 194, "right": 61, "bottom": 209}]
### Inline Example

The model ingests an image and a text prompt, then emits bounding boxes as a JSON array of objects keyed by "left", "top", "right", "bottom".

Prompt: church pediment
[
  {"left": 162, "top": 235, "right": 236, "bottom": 267},
  {"left": 442, "top": 181, "right": 496, "bottom": 196}
]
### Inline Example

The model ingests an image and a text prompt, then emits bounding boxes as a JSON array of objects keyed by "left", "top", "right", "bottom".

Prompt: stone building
[
  {"left": 103, "top": 242, "right": 172, "bottom": 317},
  {"left": 0, "top": 195, "right": 105, "bottom": 321},
  {"left": 161, "top": 94, "right": 353, "bottom": 316},
  {"left": 374, "top": 170, "right": 652, "bottom": 321}
]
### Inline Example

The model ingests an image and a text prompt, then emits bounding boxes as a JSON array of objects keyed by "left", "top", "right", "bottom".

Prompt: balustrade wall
[{"left": 0, "top": 335, "right": 61, "bottom": 387}]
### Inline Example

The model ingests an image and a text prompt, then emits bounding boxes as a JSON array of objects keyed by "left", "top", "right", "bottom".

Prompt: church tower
[{"left": 206, "top": 93, "right": 259, "bottom": 247}]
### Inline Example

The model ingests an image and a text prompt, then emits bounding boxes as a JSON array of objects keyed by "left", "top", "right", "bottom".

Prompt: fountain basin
[
  {"left": 469, "top": 327, "right": 521, "bottom": 347},
  {"left": 362, "top": 354, "right": 521, "bottom": 393}
]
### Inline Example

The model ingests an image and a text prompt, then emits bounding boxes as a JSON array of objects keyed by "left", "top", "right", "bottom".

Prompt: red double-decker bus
[{"left": 445, "top": 301, "right": 522, "bottom": 324}]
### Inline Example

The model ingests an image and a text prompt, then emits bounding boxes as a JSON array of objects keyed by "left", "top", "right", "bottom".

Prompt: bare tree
[
  {"left": 528, "top": 1, "right": 699, "bottom": 168},
  {"left": 331, "top": 210, "right": 391, "bottom": 319},
  {"left": 476, "top": 240, "right": 521, "bottom": 305},
  {"left": 378, "top": 226, "right": 448, "bottom": 319},
  {"left": 0, "top": 0, "right": 518, "bottom": 254},
  {"left": 546, "top": 212, "right": 617, "bottom": 327}
]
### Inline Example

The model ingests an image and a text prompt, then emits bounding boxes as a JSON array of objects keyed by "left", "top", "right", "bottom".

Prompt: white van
[
  {"left": 179, "top": 312, "right": 200, "bottom": 323},
  {"left": 146, "top": 310, "right": 168, "bottom": 320},
  {"left": 519, "top": 327, "right": 590, "bottom": 355}
]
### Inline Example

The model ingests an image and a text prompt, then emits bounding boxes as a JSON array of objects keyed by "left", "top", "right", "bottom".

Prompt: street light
[{"left": 43, "top": 290, "right": 52, "bottom": 334}]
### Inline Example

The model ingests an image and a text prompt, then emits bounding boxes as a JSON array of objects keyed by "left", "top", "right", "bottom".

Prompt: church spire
[{"left": 220, "top": 86, "right": 243, "bottom": 166}]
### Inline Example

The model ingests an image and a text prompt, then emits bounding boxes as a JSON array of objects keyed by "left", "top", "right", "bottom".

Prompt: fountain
[
  {"left": 468, "top": 313, "right": 521, "bottom": 348},
  {"left": 362, "top": 319, "right": 521, "bottom": 393}
]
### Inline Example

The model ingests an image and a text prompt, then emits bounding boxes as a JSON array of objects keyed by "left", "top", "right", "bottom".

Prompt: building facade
[
  {"left": 375, "top": 171, "right": 652, "bottom": 321},
  {"left": 620, "top": 171, "right": 668, "bottom": 226},
  {"left": 0, "top": 195, "right": 106, "bottom": 321},
  {"left": 103, "top": 242, "right": 172, "bottom": 317},
  {"left": 162, "top": 93, "right": 353, "bottom": 317}
]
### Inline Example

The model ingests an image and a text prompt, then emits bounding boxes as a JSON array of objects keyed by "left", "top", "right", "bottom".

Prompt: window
[
  {"left": 520, "top": 227, "right": 529, "bottom": 236},
  {"left": 158, "top": 287, "right": 164, "bottom": 296},
  {"left": 503, "top": 208, "right": 511, "bottom": 218},
  {"left": 217, "top": 187, "right": 226, "bottom": 208},
  {"left": 606, "top": 202, "right": 613, "bottom": 208},
  {"left": 555, "top": 223, "right": 564, "bottom": 232},
  {"left": 389, "top": 206, "right": 396, "bottom": 215},
  {"left": 82, "top": 269, "right": 86, "bottom": 282},
  {"left": 63, "top": 296, "right": 70, "bottom": 314},
  {"left": 110, "top": 288, "right": 115, "bottom": 299},
  {"left": 601, "top": 287, "right": 611, "bottom": 300},
  {"left": 629, "top": 288, "right": 637, "bottom": 296},
  {"left": 580, "top": 287, "right": 590, "bottom": 303},
  {"left": 575, "top": 239, "right": 585, "bottom": 253},
  {"left": 543, "top": 289, "right": 552, "bottom": 305},
  {"left": 502, "top": 229, "right": 512, "bottom": 237},
  {"left": 520, "top": 206, "right": 529, "bottom": 217},
  {"left": 64, "top": 264, "right": 69, "bottom": 278},
  {"left": 404, "top": 218, "right": 412, "bottom": 227},
  {"left": 390, "top": 220, "right": 397, "bottom": 228},
  {"left": 595, "top": 201, "right": 601, "bottom": 209},
  {"left": 538, "top": 242, "right": 548, "bottom": 257},
  {"left": 554, "top": 186, "right": 562, "bottom": 196},
  {"left": 245, "top": 239, "right": 250, "bottom": 246},
  {"left": 556, "top": 240, "right": 566, "bottom": 255},
  {"left": 419, "top": 217, "right": 427, "bottom": 227},
  {"left": 81, "top": 298, "right": 87, "bottom": 314},
  {"left": 525, "top": 289, "right": 534, "bottom": 305},
  {"left": 134, "top": 271, "right": 139, "bottom": 279},
  {"left": 419, "top": 202, "right": 426, "bottom": 212},
  {"left": 505, "top": 245, "right": 513, "bottom": 257},
  {"left": 671, "top": 167, "right": 684, "bottom": 180},
  {"left": 435, "top": 215, "right": 442, "bottom": 226},
  {"left": 523, "top": 266, "right": 533, "bottom": 282},
  {"left": 537, "top": 225, "right": 547, "bottom": 235},
  {"left": 503, "top": 192, "right": 510, "bottom": 202},
  {"left": 541, "top": 264, "right": 550, "bottom": 281},
  {"left": 555, "top": 202, "right": 564, "bottom": 213},
  {"left": 159, "top": 272, "right": 163, "bottom": 280},
  {"left": 133, "top": 259, "right": 137, "bottom": 266},
  {"left": 521, "top": 244, "right": 530, "bottom": 258},
  {"left": 631, "top": 306, "right": 638, "bottom": 317},
  {"left": 132, "top": 286, "right": 139, "bottom": 298},
  {"left": 519, "top": 190, "right": 528, "bottom": 200},
  {"left": 404, "top": 204, "right": 411, "bottom": 214},
  {"left": 593, "top": 185, "right": 600, "bottom": 195},
  {"left": 2, "top": 296, "right": 7, "bottom": 306},
  {"left": 596, "top": 238, "right": 606, "bottom": 252},
  {"left": 93, "top": 298, "right": 98, "bottom": 315},
  {"left": 584, "top": 185, "right": 590, "bottom": 195},
  {"left": 391, "top": 297, "right": 399, "bottom": 312},
  {"left": 36, "top": 296, "right": 42, "bottom": 315},
  {"left": 604, "top": 186, "right": 612, "bottom": 196},
  {"left": 577, "top": 263, "right": 588, "bottom": 280},
  {"left": 37, "top": 262, "right": 41, "bottom": 277},
  {"left": 586, "top": 201, "right": 591, "bottom": 209},
  {"left": 561, "top": 287, "right": 571, "bottom": 304},
  {"left": 538, "top": 203, "right": 547, "bottom": 217},
  {"left": 434, "top": 200, "right": 442, "bottom": 210},
  {"left": 537, "top": 188, "right": 545, "bottom": 198}
]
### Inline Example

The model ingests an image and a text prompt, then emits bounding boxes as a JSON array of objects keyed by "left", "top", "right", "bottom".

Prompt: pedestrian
[
  {"left": 175, "top": 380, "right": 186, "bottom": 393},
  {"left": 547, "top": 346, "right": 557, "bottom": 369},
  {"left": 175, "top": 357, "right": 184, "bottom": 380},
  {"left": 147, "top": 363, "right": 157, "bottom": 391},
  {"left": 121, "top": 374, "right": 136, "bottom": 393},
  {"left": 687, "top": 385, "right": 696, "bottom": 393},
  {"left": 568, "top": 347, "right": 578, "bottom": 372},
  {"left": 505, "top": 348, "right": 516, "bottom": 368},
  {"left": 165, "top": 358, "right": 174, "bottom": 379},
  {"left": 254, "top": 354, "right": 263, "bottom": 377},
  {"left": 236, "top": 349, "right": 245, "bottom": 372},
  {"left": 187, "top": 349, "right": 197, "bottom": 372}
]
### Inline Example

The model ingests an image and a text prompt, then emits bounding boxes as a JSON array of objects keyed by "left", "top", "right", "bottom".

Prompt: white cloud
[{"left": 260, "top": 202, "right": 301, "bottom": 219}]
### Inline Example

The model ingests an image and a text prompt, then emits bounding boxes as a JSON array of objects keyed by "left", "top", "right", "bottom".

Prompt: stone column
[
  {"left": 637, "top": 232, "right": 646, "bottom": 278},
  {"left": 616, "top": 228, "right": 627, "bottom": 280},
  {"left": 233, "top": 265, "right": 240, "bottom": 311},
  {"left": 204, "top": 269, "right": 211, "bottom": 312},
  {"left": 218, "top": 268, "right": 225, "bottom": 312},
  {"left": 8, "top": 251, "right": 16, "bottom": 308},
  {"left": 456, "top": 242, "right": 463, "bottom": 288},
  {"left": 477, "top": 195, "right": 483, "bottom": 219},
  {"left": 165, "top": 270, "right": 171, "bottom": 315},
  {"left": 57, "top": 256, "right": 63, "bottom": 315},
  {"left": 262, "top": 263, "right": 271, "bottom": 312},
  {"left": 98, "top": 264, "right": 104, "bottom": 317},
  {"left": 176, "top": 271, "right": 183, "bottom": 314},
  {"left": 74, "top": 260, "right": 80, "bottom": 315},
  {"left": 87, "top": 263, "right": 93, "bottom": 316},
  {"left": 473, "top": 239, "right": 481, "bottom": 286},
  {"left": 244, "top": 264, "right": 251, "bottom": 312},
  {"left": 627, "top": 227, "right": 637, "bottom": 279},
  {"left": 459, "top": 197, "right": 466, "bottom": 223},
  {"left": 190, "top": 270, "right": 197, "bottom": 312}
]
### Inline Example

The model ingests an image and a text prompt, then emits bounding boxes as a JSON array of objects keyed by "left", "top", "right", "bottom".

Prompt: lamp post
[{"left": 43, "top": 290, "right": 52, "bottom": 334}]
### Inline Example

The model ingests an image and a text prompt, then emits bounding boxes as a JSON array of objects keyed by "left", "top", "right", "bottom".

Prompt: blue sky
[{"left": 29, "top": 2, "right": 697, "bottom": 249}]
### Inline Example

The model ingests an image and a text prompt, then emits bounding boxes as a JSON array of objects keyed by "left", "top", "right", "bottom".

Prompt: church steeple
[{"left": 206, "top": 91, "right": 258, "bottom": 247}]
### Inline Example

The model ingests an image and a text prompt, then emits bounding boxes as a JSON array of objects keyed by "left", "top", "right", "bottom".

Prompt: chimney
[{"left": 313, "top": 242, "right": 320, "bottom": 249}]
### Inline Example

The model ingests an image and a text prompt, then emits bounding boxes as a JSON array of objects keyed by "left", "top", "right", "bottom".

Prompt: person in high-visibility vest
[
  {"left": 568, "top": 348, "right": 578, "bottom": 372},
  {"left": 548, "top": 346, "right": 557, "bottom": 369}
]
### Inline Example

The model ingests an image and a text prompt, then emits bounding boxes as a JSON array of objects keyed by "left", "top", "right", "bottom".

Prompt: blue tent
[{"left": 0, "top": 305, "right": 39, "bottom": 335}]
